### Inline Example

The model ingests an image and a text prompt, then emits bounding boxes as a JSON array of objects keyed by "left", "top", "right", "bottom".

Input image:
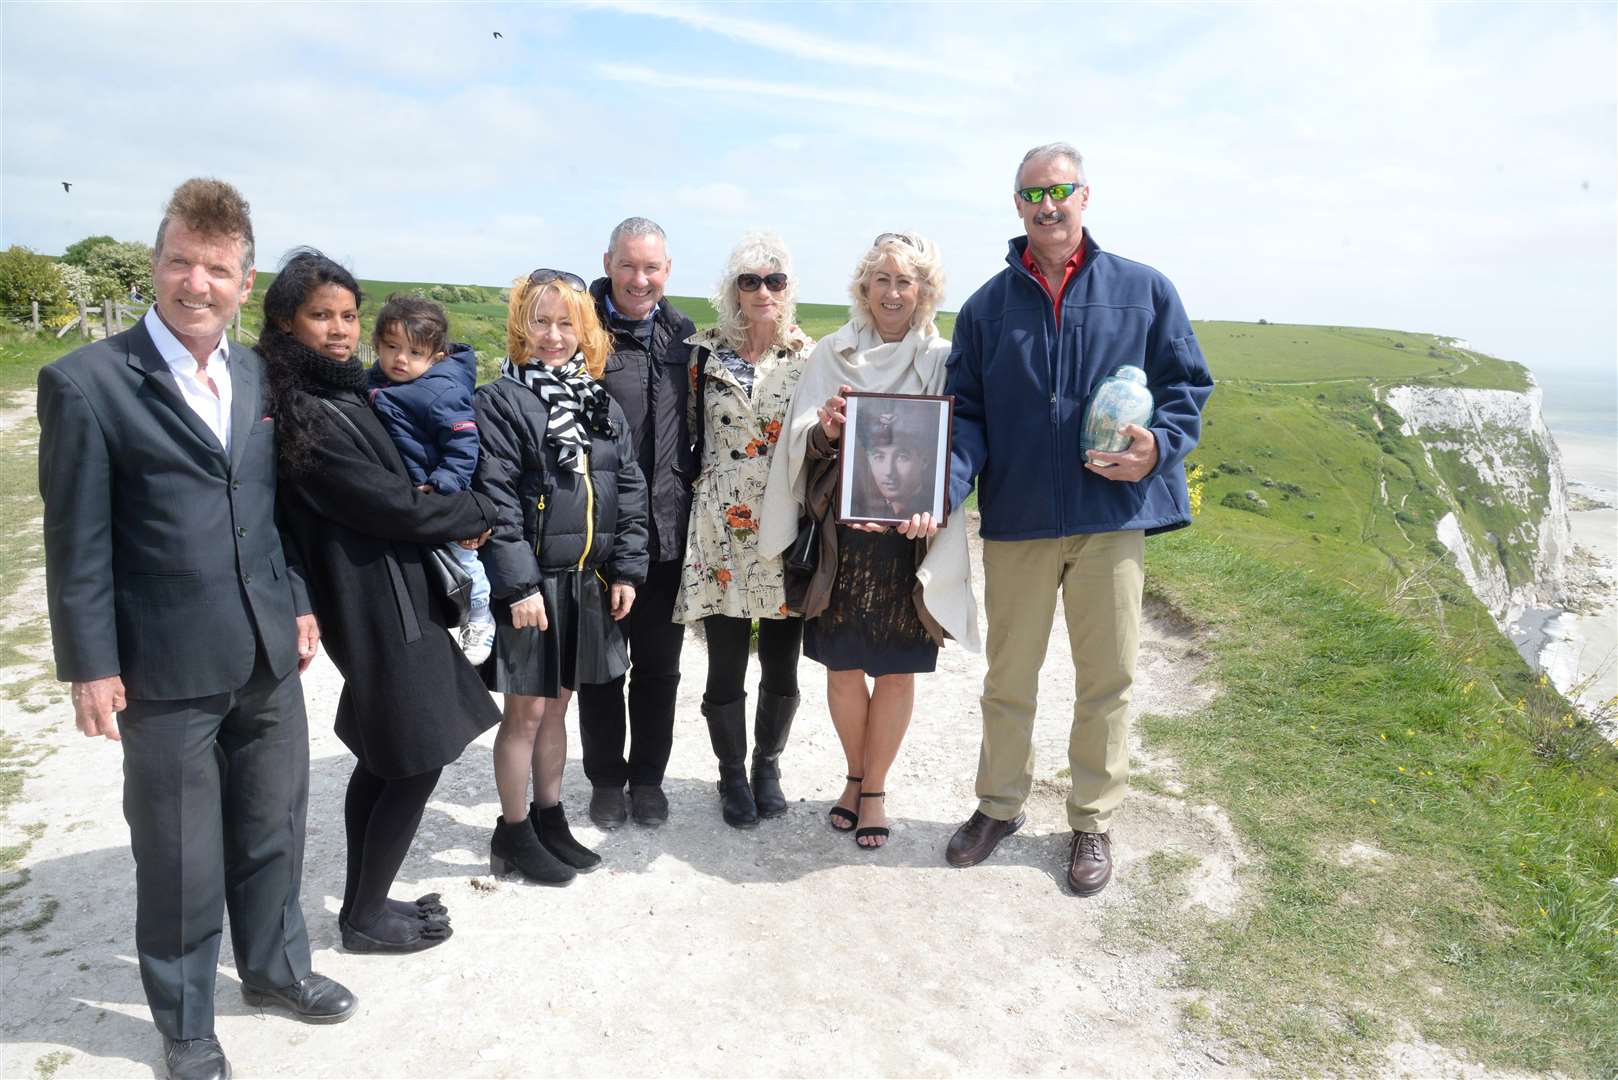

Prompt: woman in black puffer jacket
[{"left": 473, "top": 269, "right": 648, "bottom": 885}]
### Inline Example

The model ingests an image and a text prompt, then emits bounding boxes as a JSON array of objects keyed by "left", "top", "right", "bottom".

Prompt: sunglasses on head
[
  {"left": 527, "top": 268, "right": 587, "bottom": 291},
  {"left": 1016, "top": 182, "right": 1082, "bottom": 205},
  {"left": 736, "top": 272, "right": 789, "bottom": 293},
  {"left": 874, "top": 232, "right": 918, "bottom": 249}
]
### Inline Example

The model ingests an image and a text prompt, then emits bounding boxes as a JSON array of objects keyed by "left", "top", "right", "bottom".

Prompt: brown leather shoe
[
  {"left": 1067, "top": 830, "right": 1113, "bottom": 896},
  {"left": 945, "top": 809, "right": 1025, "bottom": 867}
]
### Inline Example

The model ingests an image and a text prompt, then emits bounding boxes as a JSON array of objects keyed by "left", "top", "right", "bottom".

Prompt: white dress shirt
[{"left": 143, "top": 307, "right": 234, "bottom": 454}]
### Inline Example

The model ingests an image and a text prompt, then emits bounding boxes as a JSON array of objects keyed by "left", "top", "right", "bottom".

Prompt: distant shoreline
[{"left": 1536, "top": 414, "right": 1616, "bottom": 731}]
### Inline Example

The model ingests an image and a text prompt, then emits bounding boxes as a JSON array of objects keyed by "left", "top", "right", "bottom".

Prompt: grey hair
[
  {"left": 711, "top": 231, "right": 798, "bottom": 351},
  {"left": 607, "top": 216, "right": 667, "bottom": 258},
  {"left": 847, "top": 232, "right": 945, "bottom": 334},
  {"left": 1015, "top": 142, "right": 1086, "bottom": 189}
]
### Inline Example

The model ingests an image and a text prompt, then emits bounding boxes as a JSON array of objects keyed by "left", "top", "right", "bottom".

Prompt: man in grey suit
[{"left": 37, "top": 178, "right": 355, "bottom": 1080}]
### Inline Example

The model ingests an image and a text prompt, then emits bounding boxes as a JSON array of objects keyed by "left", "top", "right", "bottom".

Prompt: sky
[{"left": 1, "top": 1, "right": 1614, "bottom": 384}]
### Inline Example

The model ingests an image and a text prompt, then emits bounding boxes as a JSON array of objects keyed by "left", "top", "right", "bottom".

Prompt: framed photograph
[{"left": 836, "top": 392, "right": 954, "bottom": 527}]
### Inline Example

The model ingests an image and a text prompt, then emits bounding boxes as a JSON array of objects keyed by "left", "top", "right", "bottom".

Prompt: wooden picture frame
[{"left": 836, "top": 392, "right": 954, "bottom": 527}]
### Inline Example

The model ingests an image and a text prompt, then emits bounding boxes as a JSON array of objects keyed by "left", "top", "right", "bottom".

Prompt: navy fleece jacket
[
  {"left": 945, "top": 230, "right": 1213, "bottom": 540},
  {"left": 368, "top": 343, "right": 480, "bottom": 494}
]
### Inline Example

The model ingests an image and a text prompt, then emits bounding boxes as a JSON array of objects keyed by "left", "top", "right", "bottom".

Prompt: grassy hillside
[{"left": 1154, "top": 320, "right": 1615, "bottom": 1072}]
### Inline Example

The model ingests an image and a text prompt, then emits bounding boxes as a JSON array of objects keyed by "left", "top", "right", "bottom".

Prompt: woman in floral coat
[{"left": 675, "top": 231, "right": 813, "bottom": 829}]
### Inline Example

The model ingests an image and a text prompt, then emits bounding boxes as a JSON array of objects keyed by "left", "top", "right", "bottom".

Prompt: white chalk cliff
[{"left": 1382, "top": 379, "right": 1571, "bottom": 626}]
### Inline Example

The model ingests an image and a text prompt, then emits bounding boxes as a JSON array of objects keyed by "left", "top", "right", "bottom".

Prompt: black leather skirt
[{"left": 486, "top": 568, "right": 629, "bottom": 698}]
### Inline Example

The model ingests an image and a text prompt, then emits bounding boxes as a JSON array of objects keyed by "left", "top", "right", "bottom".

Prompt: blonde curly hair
[
  {"left": 847, "top": 232, "right": 945, "bottom": 333},
  {"left": 711, "top": 231, "right": 798, "bottom": 351}
]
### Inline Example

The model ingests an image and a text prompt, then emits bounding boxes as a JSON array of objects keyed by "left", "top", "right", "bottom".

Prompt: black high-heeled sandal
[
  {"left": 854, "top": 791, "right": 890, "bottom": 848},
  {"left": 828, "top": 775, "right": 862, "bottom": 832}
]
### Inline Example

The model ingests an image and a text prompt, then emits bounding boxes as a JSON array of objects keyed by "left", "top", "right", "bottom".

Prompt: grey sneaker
[{"left": 459, "top": 617, "right": 496, "bottom": 666}]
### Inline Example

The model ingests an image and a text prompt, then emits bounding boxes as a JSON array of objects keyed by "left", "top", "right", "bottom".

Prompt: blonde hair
[
  {"left": 847, "top": 232, "right": 945, "bottom": 333},
  {"left": 506, "top": 277, "right": 610, "bottom": 378},
  {"left": 711, "top": 231, "right": 798, "bottom": 351}
]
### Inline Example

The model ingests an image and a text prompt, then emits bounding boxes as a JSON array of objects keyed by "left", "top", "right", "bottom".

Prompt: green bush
[
  {"left": 1221, "top": 489, "right": 1270, "bottom": 514},
  {"left": 83, "top": 241, "right": 153, "bottom": 301},
  {"left": 61, "top": 234, "right": 116, "bottom": 267},
  {"left": 0, "top": 245, "right": 71, "bottom": 324}
]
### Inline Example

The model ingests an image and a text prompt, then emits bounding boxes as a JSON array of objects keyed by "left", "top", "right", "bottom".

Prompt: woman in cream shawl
[{"left": 760, "top": 232, "right": 979, "bottom": 849}]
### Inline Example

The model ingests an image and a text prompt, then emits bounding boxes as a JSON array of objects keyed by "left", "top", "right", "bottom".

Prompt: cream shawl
[{"left": 760, "top": 315, "right": 980, "bottom": 652}]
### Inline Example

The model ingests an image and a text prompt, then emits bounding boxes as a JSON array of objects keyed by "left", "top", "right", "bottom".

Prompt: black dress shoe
[
  {"left": 588, "top": 783, "right": 629, "bottom": 829},
  {"left": 945, "top": 809, "right": 1025, "bottom": 867},
  {"left": 163, "top": 1036, "right": 230, "bottom": 1080},
  {"left": 241, "top": 972, "right": 358, "bottom": 1024},
  {"left": 629, "top": 784, "right": 669, "bottom": 826}
]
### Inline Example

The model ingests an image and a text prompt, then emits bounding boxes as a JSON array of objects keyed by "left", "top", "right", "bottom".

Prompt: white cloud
[{"left": 1, "top": 1, "right": 1611, "bottom": 377}]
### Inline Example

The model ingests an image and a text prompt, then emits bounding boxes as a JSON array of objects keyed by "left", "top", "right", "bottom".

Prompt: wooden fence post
[
  {"left": 78, "top": 296, "right": 91, "bottom": 340},
  {"left": 31, "top": 301, "right": 40, "bottom": 332}
]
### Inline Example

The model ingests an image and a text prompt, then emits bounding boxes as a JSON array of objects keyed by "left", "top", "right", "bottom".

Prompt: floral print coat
[{"left": 673, "top": 324, "right": 813, "bottom": 623}]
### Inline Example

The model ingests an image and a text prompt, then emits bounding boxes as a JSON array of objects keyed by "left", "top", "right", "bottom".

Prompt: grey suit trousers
[{"left": 117, "top": 653, "right": 312, "bottom": 1040}]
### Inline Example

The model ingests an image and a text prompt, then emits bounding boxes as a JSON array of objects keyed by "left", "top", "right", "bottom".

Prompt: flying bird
[
  {"left": 492, "top": 31, "right": 502, "bottom": 38},
  {"left": 61, "top": 181, "right": 71, "bottom": 193}
]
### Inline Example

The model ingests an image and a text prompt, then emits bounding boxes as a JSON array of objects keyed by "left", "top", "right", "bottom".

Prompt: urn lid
[{"left": 1111, "top": 365, "right": 1148, "bottom": 385}]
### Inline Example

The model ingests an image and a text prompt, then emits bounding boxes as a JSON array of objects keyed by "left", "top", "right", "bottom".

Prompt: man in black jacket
[
  {"left": 579, "top": 217, "right": 696, "bottom": 827},
  {"left": 36, "top": 179, "right": 354, "bottom": 1080}
]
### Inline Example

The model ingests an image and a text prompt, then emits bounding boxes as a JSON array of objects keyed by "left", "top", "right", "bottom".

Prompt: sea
[{"left": 1527, "top": 364, "right": 1617, "bottom": 731}]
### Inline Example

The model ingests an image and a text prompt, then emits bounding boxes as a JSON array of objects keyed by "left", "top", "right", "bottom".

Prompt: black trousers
[
  {"left": 577, "top": 558, "right": 686, "bottom": 787},
  {"left": 117, "top": 653, "right": 311, "bottom": 1040}
]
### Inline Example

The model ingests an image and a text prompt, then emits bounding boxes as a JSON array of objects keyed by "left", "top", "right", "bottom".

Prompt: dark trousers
[
  {"left": 117, "top": 654, "right": 312, "bottom": 1040},
  {"left": 577, "top": 558, "right": 687, "bottom": 787}
]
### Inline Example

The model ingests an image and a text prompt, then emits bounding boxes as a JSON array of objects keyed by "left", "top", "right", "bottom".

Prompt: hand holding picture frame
[{"left": 836, "top": 392, "right": 954, "bottom": 527}]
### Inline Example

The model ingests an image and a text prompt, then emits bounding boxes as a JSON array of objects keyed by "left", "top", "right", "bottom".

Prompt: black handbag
[
  {"left": 784, "top": 515, "right": 819, "bottom": 577},
  {"left": 426, "top": 544, "right": 474, "bottom": 628}
]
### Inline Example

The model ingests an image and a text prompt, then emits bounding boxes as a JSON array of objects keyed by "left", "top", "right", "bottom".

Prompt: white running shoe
[{"left": 460, "top": 617, "right": 497, "bottom": 666}]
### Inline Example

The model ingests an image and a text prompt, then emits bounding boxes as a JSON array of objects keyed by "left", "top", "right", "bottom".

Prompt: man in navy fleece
[
  {"left": 942, "top": 142, "right": 1213, "bottom": 896},
  {"left": 367, "top": 293, "right": 497, "bottom": 663}
]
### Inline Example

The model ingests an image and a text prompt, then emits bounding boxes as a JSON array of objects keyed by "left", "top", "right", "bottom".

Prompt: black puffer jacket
[
  {"left": 588, "top": 277, "right": 696, "bottom": 563},
  {"left": 473, "top": 375, "right": 649, "bottom": 604}
]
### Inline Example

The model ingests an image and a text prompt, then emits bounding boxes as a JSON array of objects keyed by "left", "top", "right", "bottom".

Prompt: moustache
[{"left": 1034, "top": 211, "right": 1065, "bottom": 225}]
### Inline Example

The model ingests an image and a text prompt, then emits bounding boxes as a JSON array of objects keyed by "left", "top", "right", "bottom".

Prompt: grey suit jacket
[{"left": 37, "top": 319, "right": 309, "bottom": 701}]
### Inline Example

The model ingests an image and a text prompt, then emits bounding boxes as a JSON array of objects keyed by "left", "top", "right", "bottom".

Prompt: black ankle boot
[
  {"left": 703, "top": 696, "right": 757, "bottom": 828},
  {"left": 489, "top": 815, "right": 574, "bottom": 886},
  {"left": 750, "top": 689, "right": 800, "bottom": 819},
  {"left": 530, "top": 802, "right": 602, "bottom": 871}
]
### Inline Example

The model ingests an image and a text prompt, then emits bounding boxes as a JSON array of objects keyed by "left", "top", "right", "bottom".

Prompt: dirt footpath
[
  {"left": 0, "top": 383, "right": 1269, "bottom": 1076},
  {"left": 0, "top": 474, "right": 1272, "bottom": 1080}
]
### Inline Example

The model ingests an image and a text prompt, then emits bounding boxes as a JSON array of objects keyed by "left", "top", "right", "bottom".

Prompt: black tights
[
  {"left": 702, "top": 615, "right": 803, "bottom": 703},
  {"left": 342, "top": 762, "right": 442, "bottom": 933}
]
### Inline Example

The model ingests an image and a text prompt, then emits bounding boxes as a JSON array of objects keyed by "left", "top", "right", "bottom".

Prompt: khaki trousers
[{"left": 976, "top": 530, "right": 1144, "bottom": 833}]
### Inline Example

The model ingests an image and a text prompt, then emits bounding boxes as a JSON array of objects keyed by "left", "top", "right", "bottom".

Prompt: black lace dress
[{"left": 803, "top": 525, "right": 938, "bottom": 676}]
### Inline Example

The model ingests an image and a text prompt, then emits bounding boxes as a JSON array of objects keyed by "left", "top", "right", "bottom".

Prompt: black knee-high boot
[
  {"left": 750, "top": 689, "right": 800, "bottom": 818},
  {"left": 702, "top": 695, "right": 757, "bottom": 828}
]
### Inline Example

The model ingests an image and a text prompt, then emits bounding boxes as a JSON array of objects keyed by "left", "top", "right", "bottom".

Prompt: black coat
[
  {"left": 472, "top": 375, "right": 649, "bottom": 605},
  {"left": 277, "top": 385, "right": 501, "bottom": 779},
  {"left": 589, "top": 277, "right": 696, "bottom": 563}
]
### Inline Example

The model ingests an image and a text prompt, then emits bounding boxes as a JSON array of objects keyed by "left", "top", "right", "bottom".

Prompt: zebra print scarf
[{"left": 502, "top": 354, "right": 609, "bottom": 474}]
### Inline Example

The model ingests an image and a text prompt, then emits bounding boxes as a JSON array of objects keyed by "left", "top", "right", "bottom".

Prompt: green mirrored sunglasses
[{"left": 1016, "top": 182, "right": 1081, "bottom": 205}]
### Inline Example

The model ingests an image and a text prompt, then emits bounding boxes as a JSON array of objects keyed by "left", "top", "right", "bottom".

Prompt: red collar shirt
[{"left": 1021, "top": 244, "right": 1085, "bottom": 327}]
